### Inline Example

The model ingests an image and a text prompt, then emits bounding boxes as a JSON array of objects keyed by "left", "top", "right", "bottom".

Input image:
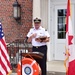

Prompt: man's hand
[
  {"left": 27, "top": 33, "right": 37, "bottom": 43},
  {"left": 43, "top": 37, "right": 50, "bottom": 42},
  {"left": 31, "top": 33, "right": 37, "bottom": 38},
  {"left": 35, "top": 38, "right": 42, "bottom": 42}
]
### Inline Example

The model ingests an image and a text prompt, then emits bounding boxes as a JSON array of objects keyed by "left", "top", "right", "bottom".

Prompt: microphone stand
[
  {"left": 20, "top": 37, "right": 28, "bottom": 75},
  {"left": 24, "top": 37, "right": 28, "bottom": 53},
  {"left": 20, "top": 51, "right": 22, "bottom": 75}
]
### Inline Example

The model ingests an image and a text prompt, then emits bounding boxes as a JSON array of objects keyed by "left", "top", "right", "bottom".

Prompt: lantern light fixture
[{"left": 13, "top": 0, "right": 21, "bottom": 20}]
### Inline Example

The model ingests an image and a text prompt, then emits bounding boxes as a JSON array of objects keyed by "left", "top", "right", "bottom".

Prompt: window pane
[
  {"left": 58, "top": 32, "right": 66, "bottom": 39},
  {"left": 58, "top": 24, "right": 63, "bottom": 31},
  {"left": 58, "top": 9, "right": 66, "bottom": 16},
  {"left": 58, "top": 16, "right": 63, "bottom": 23},
  {"left": 58, "top": 9, "right": 63, "bottom": 16}
]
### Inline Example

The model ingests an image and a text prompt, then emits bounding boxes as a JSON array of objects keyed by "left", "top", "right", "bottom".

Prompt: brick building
[{"left": 0, "top": 0, "right": 33, "bottom": 43}]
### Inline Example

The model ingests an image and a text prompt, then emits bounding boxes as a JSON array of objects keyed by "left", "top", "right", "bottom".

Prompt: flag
[
  {"left": 0, "top": 23, "right": 12, "bottom": 75},
  {"left": 64, "top": 0, "right": 75, "bottom": 75}
]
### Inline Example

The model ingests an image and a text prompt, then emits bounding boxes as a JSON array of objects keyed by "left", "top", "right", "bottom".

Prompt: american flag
[{"left": 0, "top": 23, "right": 12, "bottom": 75}]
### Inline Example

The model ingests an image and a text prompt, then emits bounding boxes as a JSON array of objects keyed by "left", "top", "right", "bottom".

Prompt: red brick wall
[{"left": 0, "top": 0, "right": 33, "bottom": 43}]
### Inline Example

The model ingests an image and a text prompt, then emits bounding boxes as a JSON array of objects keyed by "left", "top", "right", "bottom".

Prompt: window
[{"left": 57, "top": 9, "right": 66, "bottom": 39}]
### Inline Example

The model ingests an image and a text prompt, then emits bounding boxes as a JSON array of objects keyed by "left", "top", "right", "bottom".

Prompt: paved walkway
[
  {"left": 47, "top": 60, "right": 66, "bottom": 72},
  {"left": 47, "top": 61, "right": 66, "bottom": 75}
]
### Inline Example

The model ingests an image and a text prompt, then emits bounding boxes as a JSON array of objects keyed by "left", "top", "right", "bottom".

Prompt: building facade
[
  {"left": 0, "top": 0, "right": 33, "bottom": 43},
  {"left": 0, "top": 0, "right": 75, "bottom": 61}
]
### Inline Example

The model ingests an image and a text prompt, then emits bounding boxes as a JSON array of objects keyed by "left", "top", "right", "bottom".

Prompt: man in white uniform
[{"left": 27, "top": 17, "right": 50, "bottom": 75}]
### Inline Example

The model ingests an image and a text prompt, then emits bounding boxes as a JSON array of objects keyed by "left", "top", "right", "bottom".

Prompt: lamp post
[{"left": 13, "top": 0, "right": 21, "bottom": 20}]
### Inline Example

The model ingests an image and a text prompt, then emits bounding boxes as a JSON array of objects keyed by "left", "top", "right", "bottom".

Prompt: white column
[
  {"left": 33, "top": 0, "right": 41, "bottom": 19},
  {"left": 47, "top": 0, "right": 51, "bottom": 61},
  {"left": 41, "top": 0, "right": 48, "bottom": 29}
]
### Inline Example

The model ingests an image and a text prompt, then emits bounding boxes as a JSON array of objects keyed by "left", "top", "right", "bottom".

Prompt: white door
[{"left": 54, "top": 5, "right": 74, "bottom": 60}]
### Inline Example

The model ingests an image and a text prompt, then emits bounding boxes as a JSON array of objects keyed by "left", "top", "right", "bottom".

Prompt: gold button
[{"left": 36, "top": 46, "right": 38, "bottom": 48}]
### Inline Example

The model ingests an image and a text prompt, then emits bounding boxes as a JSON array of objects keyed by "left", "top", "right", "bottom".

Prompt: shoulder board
[{"left": 29, "top": 27, "right": 34, "bottom": 31}]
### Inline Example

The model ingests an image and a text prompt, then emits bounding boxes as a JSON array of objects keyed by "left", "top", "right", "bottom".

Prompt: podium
[
  {"left": 17, "top": 52, "right": 44, "bottom": 75},
  {"left": 22, "top": 52, "right": 44, "bottom": 59}
]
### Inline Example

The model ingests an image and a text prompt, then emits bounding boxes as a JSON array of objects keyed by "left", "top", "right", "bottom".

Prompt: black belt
[{"left": 33, "top": 45, "right": 46, "bottom": 48}]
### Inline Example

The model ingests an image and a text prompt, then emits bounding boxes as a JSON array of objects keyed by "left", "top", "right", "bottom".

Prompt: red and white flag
[
  {"left": 0, "top": 23, "right": 12, "bottom": 75},
  {"left": 64, "top": 0, "right": 75, "bottom": 75}
]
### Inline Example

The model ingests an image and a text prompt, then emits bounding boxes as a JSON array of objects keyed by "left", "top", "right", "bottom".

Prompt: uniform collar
[{"left": 33, "top": 26, "right": 42, "bottom": 30}]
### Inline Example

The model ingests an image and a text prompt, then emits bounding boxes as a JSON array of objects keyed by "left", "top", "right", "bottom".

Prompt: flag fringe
[
  {"left": 7, "top": 70, "right": 12, "bottom": 75},
  {"left": 64, "top": 47, "right": 69, "bottom": 73}
]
